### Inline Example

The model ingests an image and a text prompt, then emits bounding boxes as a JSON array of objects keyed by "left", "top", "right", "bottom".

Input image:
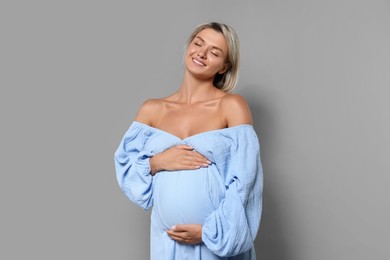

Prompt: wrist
[{"left": 149, "top": 155, "right": 162, "bottom": 176}]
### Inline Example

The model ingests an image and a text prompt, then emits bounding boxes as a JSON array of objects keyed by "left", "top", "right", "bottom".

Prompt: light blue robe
[{"left": 114, "top": 121, "right": 263, "bottom": 259}]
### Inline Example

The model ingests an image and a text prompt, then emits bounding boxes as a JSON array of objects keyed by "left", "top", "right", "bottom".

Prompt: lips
[{"left": 192, "top": 58, "right": 206, "bottom": 66}]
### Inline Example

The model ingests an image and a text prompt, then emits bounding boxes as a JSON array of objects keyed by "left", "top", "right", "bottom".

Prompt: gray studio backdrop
[{"left": 1, "top": 0, "right": 389, "bottom": 259}]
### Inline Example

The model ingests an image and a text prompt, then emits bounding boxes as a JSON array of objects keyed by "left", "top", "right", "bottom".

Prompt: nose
[{"left": 197, "top": 47, "right": 207, "bottom": 59}]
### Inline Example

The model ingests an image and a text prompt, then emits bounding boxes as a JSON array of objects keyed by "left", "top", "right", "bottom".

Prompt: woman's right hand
[{"left": 149, "top": 144, "right": 211, "bottom": 175}]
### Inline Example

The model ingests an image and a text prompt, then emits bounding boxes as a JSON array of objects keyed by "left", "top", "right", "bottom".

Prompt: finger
[
  {"left": 178, "top": 164, "right": 202, "bottom": 170},
  {"left": 167, "top": 229, "right": 200, "bottom": 245},
  {"left": 183, "top": 151, "right": 210, "bottom": 162},
  {"left": 180, "top": 161, "right": 205, "bottom": 169},
  {"left": 182, "top": 157, "right": 210, "bottom": 167},
  {"left": 166, "top": 229, "right": 177, "bottom": 236},
  {"left": 170, "top": 225, "right": 189, "bottom": 232},
  {"left": 167, "top": 232, "right": 192, "bottom": 243},
  {"left": 186, "top": 149, "right": 205, "bottom": 157},
  {"left": 167, "top": 230, "right": 187, "bottom": 240},
  {"left": 168, "top": 235, "right": 197, "bottom": 245},
  {"left": 167, "top": 234, "right": 187, "bottom": 243},
  {"left": 188, "top": 151, "right": 211, "bottom": 163},
  {"left": 175, "top": 144, "right": 194, "bottom": 150}
]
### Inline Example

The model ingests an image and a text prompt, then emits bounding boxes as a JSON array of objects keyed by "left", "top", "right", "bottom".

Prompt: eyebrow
[{"left": 194, "top": 36, "right": 224, "bottom": 53}]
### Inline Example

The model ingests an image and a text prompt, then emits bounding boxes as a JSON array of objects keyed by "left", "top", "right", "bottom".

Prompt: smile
[{"left": 192, "top": 58, "right": 206, "bottom": 66}]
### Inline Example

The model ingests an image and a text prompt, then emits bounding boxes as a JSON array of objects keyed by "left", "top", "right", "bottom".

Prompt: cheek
[
  {"left": 212, "top": 59, "right": 225, "bottom": 69},
  {"left": 186, "top": 46, "right": 197, "bottom": 55}
]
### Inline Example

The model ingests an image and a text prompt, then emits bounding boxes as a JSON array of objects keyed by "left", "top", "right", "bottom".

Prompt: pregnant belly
[{"left": 152, "top": 166, "right": 224, "bottom": 230}]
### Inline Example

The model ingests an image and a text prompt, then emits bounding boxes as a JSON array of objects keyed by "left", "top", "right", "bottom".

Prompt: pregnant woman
[{"left": 114, "top": 22, "right": 263, "bottom": 259}]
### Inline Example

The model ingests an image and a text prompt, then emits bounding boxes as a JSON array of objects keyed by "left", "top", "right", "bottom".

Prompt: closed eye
[{"left": 211, "top": 51, "right": 219, "bottom": 57}]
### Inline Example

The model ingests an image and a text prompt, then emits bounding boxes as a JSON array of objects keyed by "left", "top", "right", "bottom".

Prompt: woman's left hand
[{"left": 166, "top": 224, "right": 202, "bottom": 245}]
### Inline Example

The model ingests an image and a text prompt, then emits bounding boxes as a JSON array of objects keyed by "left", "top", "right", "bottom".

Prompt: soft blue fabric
[{"left": 114, "top": 121, "right": 263, "bottom": 260}]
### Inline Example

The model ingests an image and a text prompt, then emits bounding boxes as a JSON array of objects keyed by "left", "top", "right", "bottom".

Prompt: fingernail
[
  {"left": 171, "top": 225, "right": 176, "bottom": 230},
  {"left": 207, "top": 160, "right": 212, "bottom": 164}
]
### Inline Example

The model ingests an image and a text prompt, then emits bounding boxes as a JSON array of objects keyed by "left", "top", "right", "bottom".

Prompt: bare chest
[{"left": 153, "top": 102, "right": 226, "bottom": 140}]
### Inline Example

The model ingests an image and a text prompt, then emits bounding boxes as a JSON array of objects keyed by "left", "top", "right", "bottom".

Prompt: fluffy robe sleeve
[
  {"left": 201, "top": 127, "right": 263, "bottom": 257},
  {"left": 114, "top": 124, "right": 155, "bottom": 210}
]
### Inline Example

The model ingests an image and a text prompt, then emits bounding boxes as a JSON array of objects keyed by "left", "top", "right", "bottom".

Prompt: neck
[{"left": 175, "top": 71, "right": 218, "bottom": 104}]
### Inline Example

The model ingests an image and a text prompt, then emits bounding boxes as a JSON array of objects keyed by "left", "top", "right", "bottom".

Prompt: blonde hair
[{"left": 186, "top": 22, "right": 240, "bottom": 93}]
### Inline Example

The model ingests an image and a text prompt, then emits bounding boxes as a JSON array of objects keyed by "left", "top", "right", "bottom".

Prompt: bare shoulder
[
  {"left": 134, "top": 98, "right": 164, "bottom": 125},
  {"left": 221, "top": 93, "right": 253, "bottom": 127}
]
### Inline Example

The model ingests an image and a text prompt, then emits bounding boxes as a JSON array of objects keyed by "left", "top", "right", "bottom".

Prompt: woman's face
[{"left": 185, "top": 28, "right": 229, "bottom": 81}]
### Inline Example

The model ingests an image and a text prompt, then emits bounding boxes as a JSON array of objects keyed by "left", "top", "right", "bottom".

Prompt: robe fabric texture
[{"left": 114, "top": 121, "right": 263, "bottom": 260}]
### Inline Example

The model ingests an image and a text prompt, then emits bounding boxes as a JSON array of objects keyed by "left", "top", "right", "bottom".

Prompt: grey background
[{"left": 1, "top": 0, "right": 389, "bottom": 259}]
